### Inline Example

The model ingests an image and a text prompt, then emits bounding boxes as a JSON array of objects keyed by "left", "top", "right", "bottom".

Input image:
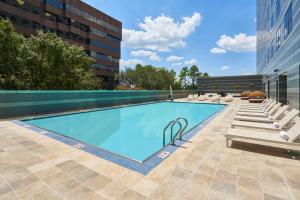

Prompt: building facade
[
  {"left": 197, "top": 75, "right": 263, "bottom": 95},
  {"left": 0, "top": 0, "right": 122, "bottom": 89},
  {"left": 257, "top": 0, "right": 300, "bottom": 109}
]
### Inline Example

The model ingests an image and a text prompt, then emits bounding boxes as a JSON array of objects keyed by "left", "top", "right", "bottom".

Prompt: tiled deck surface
[{"left": 0, "top": 99, "right": 300, "bottom": 200}]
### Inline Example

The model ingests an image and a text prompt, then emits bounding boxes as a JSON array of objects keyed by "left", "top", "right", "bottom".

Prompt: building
[
  {"left": 0, "top": 0, "right": 122, "bottom": 89},
  {"left": 257, "top": 0, "right": 300, "bottom": 109},
  {"left": 197, "top": 75, "right": 263, "bottom": 95}
]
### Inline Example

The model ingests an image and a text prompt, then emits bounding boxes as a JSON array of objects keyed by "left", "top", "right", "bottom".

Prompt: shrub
[
  {"left": 248, "top": 91, "right": 266, "bottom": 99},
  {"left": 241, "top": 91, "right": 252, "bottom": 97},
  {"left": 115, "top": 85, "right": 144, "bottom": 90}
]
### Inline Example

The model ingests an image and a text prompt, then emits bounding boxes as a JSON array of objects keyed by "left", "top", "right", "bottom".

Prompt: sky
[{"left": 83, "top": 0, "right": 257, "bottom": 77}]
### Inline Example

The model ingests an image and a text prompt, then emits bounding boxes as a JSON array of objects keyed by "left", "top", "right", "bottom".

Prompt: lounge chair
[
  {"left": 187, "top": 94, "right": 193, "bottom": 101},
  {"left": 225, "top": 119, "right": 300, "bottom": 149},
  {"left": 231, "top": 109, "right": 300, "bottom": 131},
  {"left": 239, "top": 99, "right": 273, "bottom": 110},
  {"left": 236, "top": 104, "right": 287, "bottom": 117},
  {"left": 238, "top": 101, "right": 276, "bottom": 113},
  {"left": 234, "top": 103, "right": 283, "bottom": 123},
  {"left": 210, "top": 95, "right": 221, "bottom": 102},
  {"left": 239, "top": 98, "right": 269, "bottom": 108},
  {"left": 198, "top": 95, "right": 208, "bottom": 101},
  {"left": 223, "top": 95, "right": 234, "bottom": 102}
]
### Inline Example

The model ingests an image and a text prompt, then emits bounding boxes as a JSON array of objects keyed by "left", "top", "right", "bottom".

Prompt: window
[
  {"left": 284, "top": 3, "right": 293, "bottom": 38},
  {"left": 22, "top": 19, "right": 29, "bottom": 25},
  {"left": 65, "top": 4, "right": 120, "bottom": 33},
  {"left": 276, "top": 0, "right": 281, "bottom": 19},
  {"left": 276, "top": 26, "right": 281, "bottom": 50},
  {"left": 271, "top": 13, "right": 274, "bottom": 28}
]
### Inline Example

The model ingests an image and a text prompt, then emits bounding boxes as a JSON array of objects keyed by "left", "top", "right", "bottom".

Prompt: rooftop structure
[{"left": 0, "top": 0, "right": 122, "bottom": 89}]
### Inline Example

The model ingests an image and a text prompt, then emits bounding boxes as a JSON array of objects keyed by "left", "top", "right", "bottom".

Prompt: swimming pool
[{"left": 23, "top": 102, "right": 225, "bottom": 162}]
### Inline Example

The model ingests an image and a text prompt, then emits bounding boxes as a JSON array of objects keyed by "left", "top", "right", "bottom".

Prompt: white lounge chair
[
  {"left": 238, "top": 101, "right": 276, "bottom": 113},
  {"left": 210, "top": 95, "right": 221, "bottom": 102},
  {"left": 239, "top": 99, "right": 274, "bottom": 110},
  {"left": 234, "top": 103, "right": 283, "bottom": 123},
  {"left": 236, "top": 104, "right": 287, "bottom": 118},
  {"left": 187, "top": 94, "right": 193, "bottom": 101},
  {"left": 231, "top": 109, "right": 300, "bottom": 131},
  {"left": 198, "top": 95, "right": 208, "bottom": 101},
  {"left": 226, "top": 119, "right": 300, "bottom": 149},
  {"left": 223, "top": 95, "right": 234, "bottom": 102},
  {"left": 239, "top": 98, "right": 269, "bottom": 108}
]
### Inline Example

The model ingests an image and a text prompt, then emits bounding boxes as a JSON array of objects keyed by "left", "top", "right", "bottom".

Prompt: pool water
[{"left": 24, "top": 102, "right": 225, "bottom": 161}]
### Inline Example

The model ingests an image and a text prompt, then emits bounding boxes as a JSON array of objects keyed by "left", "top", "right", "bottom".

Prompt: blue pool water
[{"left": 24, "top": 102, "right": 225, "bottom": 161}]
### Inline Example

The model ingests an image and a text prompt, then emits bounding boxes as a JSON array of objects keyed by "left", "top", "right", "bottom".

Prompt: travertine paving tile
[
  {"left": 0, "top": 99, "right": 299, "bottom": 200},
  {"left": 132, "top": 179, "right": 159, "bottom": 198},
  {"left": 86, "top": 193, "right": 107, "bottom": 200},
  {"left": 14, "top": 180, "right": 48, "bottom": 199},
  {"left": 65, "top": 184, "right": 94, "bottom": 200},
  {"left": 26, "top": 189, "right": 63, "bottom": 200},
  {"left": 85, "top": 174, "right": 113, "bottom": 191},
  {"left": 237, "top": 175, "right": 262, "bottom": 192},
  {"left": 116, "top": 189, "right": 148, "bottom": 200},
  {"left": 0, "top": 178, "right": 11, "bottom": 197},
  {"left": 99, "top": 181, "right": 128, "bottom": 199},
  {"left": 0, "top": 191, "right": 20, "bottom": 200},
  {"left": 210, "top": 179, "right": 236, "bottom": 196},
  {"left": 236, "top": 186, "right": 263, "bottom": 200}
]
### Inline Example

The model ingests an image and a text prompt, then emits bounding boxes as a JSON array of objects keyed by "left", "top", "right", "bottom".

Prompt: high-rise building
[
  {"left": 0, "top": 0, "right": 122, "bottom": 89},
  {"left": 257, "top": 0, "right": 300, "bottom": 109}
]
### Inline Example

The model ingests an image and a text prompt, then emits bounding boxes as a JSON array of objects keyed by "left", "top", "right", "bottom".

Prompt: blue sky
[{"left": 83, "top": 0, "right": 256, "bottom": 76}]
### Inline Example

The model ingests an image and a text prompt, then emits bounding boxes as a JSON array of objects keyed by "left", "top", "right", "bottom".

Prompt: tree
[
  {"left": 203, "top": 72, "right": 209, "bottom": 77},
  {"left": 179, "top": 67, "right": 189, "bottom": 89},
  {"left": 116, "top": 64, "right": 178, "bottom": 90},
  {"left": 189, "top": 65, "right": 200, "bottom": 89},
  {"left": 0, "top": 19, "right": 102, "bottom": 89},
  {"left": 0, "top": 19, "right": 26, "bottom": 89}
]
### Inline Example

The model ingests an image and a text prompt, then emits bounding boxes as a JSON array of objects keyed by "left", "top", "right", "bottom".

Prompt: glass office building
[
  {"left": 257, "top": 0, "right": 300, "bottom": 109},
  {"left": 0, "top": 0, "right": 122, "bottom": 89}
]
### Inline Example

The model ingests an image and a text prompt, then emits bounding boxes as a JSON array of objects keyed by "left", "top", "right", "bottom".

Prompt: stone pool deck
[{"left": 0, "top": 99, "right": 299, "bottom": 200}]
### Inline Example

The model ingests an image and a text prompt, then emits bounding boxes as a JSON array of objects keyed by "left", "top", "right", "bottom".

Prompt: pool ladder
[{"left": 163, "top": 117, "right": 188, "bottom": 147}]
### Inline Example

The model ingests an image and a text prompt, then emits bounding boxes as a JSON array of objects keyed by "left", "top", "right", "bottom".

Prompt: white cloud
[
  {"left": 220, "top": 65, "right": 230, "bottom": 70},
  {"left": 120, "top": 59, "right": 144, "bottom": 70},
  {"left": 166, "top": 55, "right": 184, "bottom": 62},
  {"left": 254, "top": 17, "right": 257, "bottom": 23},
  {"left": 184, "top": 59, "right": 198, "bottom": 66},
  {"left": 122, "top": 12, "right": 202, "bottom": 52},
  {"left": 171, "top": 62, "right": 182, "bottom": 67},
  {"left": 210, "top": 47, "right": 227, "bottom": 54},
  {"left": 130, "top": 50, "right": 160, "bottom": 61},
  {"left": 210, "top": 33, "right": 256, "bottom": 54}
]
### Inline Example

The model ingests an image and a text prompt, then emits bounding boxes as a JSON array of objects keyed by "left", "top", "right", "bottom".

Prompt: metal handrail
[
  {"left": 163, "top": 120, "right": 175, "bottom": 147},
  {"left": 162, "top": 117, "right": 189, "bottom": 147},
  {"left": 176, "top": 117, "right": 188, "bottom": 140},
  {"left": 170, "top": 120, "right": 182, "bottom": 143}
]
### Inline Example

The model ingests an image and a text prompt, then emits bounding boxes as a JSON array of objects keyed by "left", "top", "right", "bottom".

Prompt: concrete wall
[
  {"left": 197, "top": 75, "right": 263, "bottom": 94},
  {"left": 0, "top": 90, "right": 194, "bottom": 119}
]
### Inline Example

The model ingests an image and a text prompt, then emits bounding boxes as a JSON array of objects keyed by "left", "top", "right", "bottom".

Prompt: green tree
[
  {"left": 0, "top": 19, "right": 26, "bottom": 89},
  {"left": 116, "top": 64, "right": 178, "bottom": 90},
  {"left": 0, "top": 19, "right": 102, "bottom": 89},
  {"left": 179, "top": 66, "right": 189, "bottom": 89},
  {"left": 203, "top": 72, "right": 209, "bottom": 77},
  {"left": 189, "top": 65, "right": 200, "bottom": 89}
]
